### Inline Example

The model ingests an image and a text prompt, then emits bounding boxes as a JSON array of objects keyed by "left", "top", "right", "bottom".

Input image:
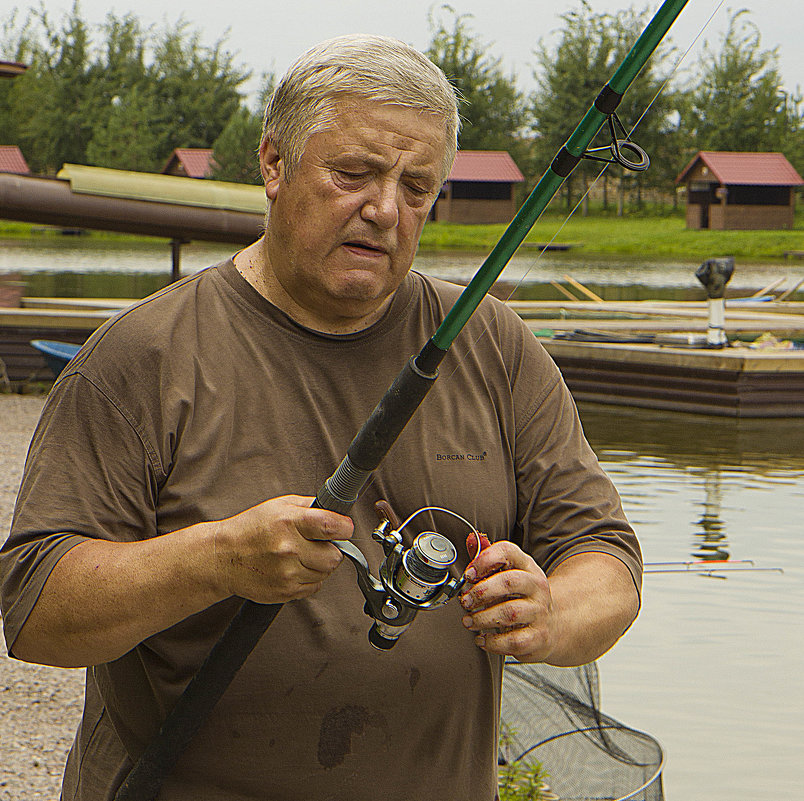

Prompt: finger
[
  {"left": 464, "top": 541, "right": 534, "bottom": 582},
  {"left": 470, "top": 624, "right": 550, "bottom": 659},
  {"left": 296, "top": 538, "right": 348, "bottom": 575},
  {"left": 462, "top": 597, "right": 538, "bottom": 633},
  {"left": 461, "top": 567, "right": 541, "bottom": 612},
  {"left": 294, "top": 506, "right": 355, "bottom": 542}
]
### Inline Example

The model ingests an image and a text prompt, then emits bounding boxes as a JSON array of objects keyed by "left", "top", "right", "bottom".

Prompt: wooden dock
[
  {"left": 0, "top": 298, "right": 123, "bottom": 384},
  {"left": 2, "top": 296, "right": 804, "bottom": 416},
  {"left": 510, "top": 299, "right": 804, "bottom": 417},
  {"left": 541, "top": 338, "right": 804, "bottom": 418},
  {"left": 509, "top": 299, "right": 804, "bottom": 338}
]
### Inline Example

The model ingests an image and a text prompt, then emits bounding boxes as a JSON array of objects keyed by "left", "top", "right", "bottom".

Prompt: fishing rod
[{"left": 114, "top": 2, "right": 690, "bottom": 797}]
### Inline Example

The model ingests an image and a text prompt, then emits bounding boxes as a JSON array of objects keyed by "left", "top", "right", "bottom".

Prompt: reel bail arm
[{"left": 336, "top": 507, "right": 476, "bottom": 650}]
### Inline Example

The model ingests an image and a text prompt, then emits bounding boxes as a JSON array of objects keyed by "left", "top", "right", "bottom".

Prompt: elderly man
[{"left": 1, "top": 35, "right": 640, "bottom": 801}]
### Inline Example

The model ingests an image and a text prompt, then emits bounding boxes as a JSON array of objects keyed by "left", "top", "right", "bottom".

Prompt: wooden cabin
[
  {"left": 161, "top": 148, "right": 217, "bottom": 179},
  {"left": 675, "top": 151, "right": 803, "bottom": 230},
  {"left": 432, "top": 151, "right": 524, "bottom": 224}
]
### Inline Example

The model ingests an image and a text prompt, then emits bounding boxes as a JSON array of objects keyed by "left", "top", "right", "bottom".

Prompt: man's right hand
[
  {"left": 211, "top": 495, "right": 354, "bottom": 604},
  {"left": 12, "top": 495, "right": 353, "bottom": 668}
]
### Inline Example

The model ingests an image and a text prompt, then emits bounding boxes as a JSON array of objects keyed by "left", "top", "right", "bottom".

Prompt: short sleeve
[
  {"left": 1, "top": 373, "right": 160, "bottom": 653},
  {"left": 510, "top": 334, "right": 643, "bottom": 595}
]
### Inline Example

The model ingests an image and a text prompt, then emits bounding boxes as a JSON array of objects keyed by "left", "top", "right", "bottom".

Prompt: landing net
[{"left": 501, "top": 660, "right": 664, "bottom": 801}]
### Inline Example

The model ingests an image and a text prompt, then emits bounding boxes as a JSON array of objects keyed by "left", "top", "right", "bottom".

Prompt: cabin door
[{"left": 700, "top": 201, "right": 710, "bottom": 229}]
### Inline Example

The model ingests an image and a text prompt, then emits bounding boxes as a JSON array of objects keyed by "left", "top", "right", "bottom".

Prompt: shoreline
[
  {"left": 0, "top": 394, "right": 84, "bottom": 800},
  {"left": 3, "top": 212, "right": 803, "bottom": 260}
]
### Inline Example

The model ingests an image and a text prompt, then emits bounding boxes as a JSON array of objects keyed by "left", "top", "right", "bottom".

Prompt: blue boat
[{"left": 30, "top": 339, "right": 81, "bottom": 377}]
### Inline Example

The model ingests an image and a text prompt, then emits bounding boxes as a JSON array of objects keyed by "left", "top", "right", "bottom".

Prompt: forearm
[
  {"left": 540, "top": 551, "right": 640, "bottom": 667},
  {"left": 10, "top": 495, "right": 353, "bottom": 668},
  {"left": 11, "top": 523, "right": 224, "bottom": 668}
]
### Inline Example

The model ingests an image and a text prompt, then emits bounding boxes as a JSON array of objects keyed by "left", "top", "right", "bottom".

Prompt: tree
[
  {"left": 0, "top": 4, "right": 251, "bottom": 173},
  {"left": 685, "top": 10, "right": 799, "bottom": 157},
  {"left": 82, "top": 13, "right": 159, "bottom": 171},
  {"left": 0, "top": 8, "right": 38, "bottom": 147},
  {"left": 425, "top": 6, "right": 530, "bottom": 156},
  {"left": 778, "top": 91, "right": 804, "bottom": 176},
  {"left": 85, "top": 85, "right": 165, "bottom": 171},
  {"left": 5, "top": 4, "right": 96, "bottom": 173},
  {"left": 530, "top": 3, "right": 680, "bottom": 214},
  {"left": 144, "top": 22, "right": 249, "bottom": 165},
  {"left": 211, "top": 73, "right": 275, "bottom": 184},
  {"left": 210, "top": 107, "right": 261, "bottom": 183}
]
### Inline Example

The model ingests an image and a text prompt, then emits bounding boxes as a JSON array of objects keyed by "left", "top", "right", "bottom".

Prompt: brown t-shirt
[{"left": 1, "top": 261, "right": 641, "bottom": 801}]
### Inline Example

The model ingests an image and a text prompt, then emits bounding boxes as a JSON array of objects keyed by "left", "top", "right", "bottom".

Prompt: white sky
[{"left": 11, "top": 0, "right": 803, "bottom": 104}]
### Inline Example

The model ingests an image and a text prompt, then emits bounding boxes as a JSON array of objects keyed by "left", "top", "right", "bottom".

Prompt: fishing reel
[{"left": 335, "top": 507, "right": 477, "bottom": 650}]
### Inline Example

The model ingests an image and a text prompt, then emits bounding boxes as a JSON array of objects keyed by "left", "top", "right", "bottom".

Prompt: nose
[{"left": 361, "top": 179, "right": 399, "bottom": 229}]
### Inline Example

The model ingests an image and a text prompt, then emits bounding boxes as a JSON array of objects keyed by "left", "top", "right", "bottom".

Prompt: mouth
[{"left": 342, "top": 240, "right": 389, "bottom": 257}]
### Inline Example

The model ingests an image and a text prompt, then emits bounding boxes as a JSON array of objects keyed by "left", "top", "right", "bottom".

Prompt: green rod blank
[{"left": 431, "top": 0, "right": 689, "bottom": 351}]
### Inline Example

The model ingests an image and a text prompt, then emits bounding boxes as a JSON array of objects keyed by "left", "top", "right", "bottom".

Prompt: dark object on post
[
  {"left": 695, "top": 258, "right": 734, "bottom": 348},
  {"left": 696, "top": 257, "right": 734, "bottom": 299}
]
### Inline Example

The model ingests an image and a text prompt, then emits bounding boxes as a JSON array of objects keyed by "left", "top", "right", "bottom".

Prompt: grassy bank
[
  {"left": 0, "top": 221, "right": 146, "bottom": 243},
  {"left": 2, "top": 210, "right": 803, "bottom": 260},
  {"left": 419, "top": 210, "right": 804, "bottom": 260}
]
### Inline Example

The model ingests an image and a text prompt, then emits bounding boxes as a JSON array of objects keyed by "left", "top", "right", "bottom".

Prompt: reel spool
[{"left": 335, "top": 506, "right": 478, "bottom": 650}]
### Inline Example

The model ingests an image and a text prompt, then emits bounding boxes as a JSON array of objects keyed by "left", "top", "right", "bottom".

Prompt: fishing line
[
  {"left": 629, "top": 0, "right": 727, "bottom": 134},
  {"left": 436, "top": 0, "right": 728, "bottom": 389},
  {"left": 348, "top": 0, "right": 728, "bottom": 515}
]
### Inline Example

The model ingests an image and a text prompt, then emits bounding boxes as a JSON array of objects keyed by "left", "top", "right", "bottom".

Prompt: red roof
[
  {"left": 0, "top": 145, "right": 30, "bottom": 174},
  {"left": 162, "top": 148, "right": 216, "bottom": 178},
  {"left": 676, "top": 151, "right": 803, "bottom": 186},
  {"left": 447, "top": 151, "right": 524, "bottom": 183}
]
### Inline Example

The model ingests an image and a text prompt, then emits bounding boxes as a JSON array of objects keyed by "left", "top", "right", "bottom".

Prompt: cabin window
[
  {"left": 450, "top": 181, "right": 511, "bottom": 200},
  {"left": 726, "top": 185, "right": 790, "bottom": 206}
]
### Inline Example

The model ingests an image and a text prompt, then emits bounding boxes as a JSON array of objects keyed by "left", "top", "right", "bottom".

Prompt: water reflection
[
  {"left": 692, "top": 469, "right": 729, "bottom": 562},
  {"left": 577, "top": 401, "right": 804, "bottom": 566},
  {"left": 3, "top": 238, "right": 804, "bottom": 300},
  {"left": 577, "top": 401, "right": 804, "bottom": 470},
  {"left": 580, "top": 402, "right": 803, "bottom": 801}
]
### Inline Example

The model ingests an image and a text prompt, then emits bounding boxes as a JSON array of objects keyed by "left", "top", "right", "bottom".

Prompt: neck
[{"left": 233, "top": 239, "right": 393, "bottom": 335}]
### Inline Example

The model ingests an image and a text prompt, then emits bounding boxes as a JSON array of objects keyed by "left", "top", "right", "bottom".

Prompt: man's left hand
[
  {"left": 460, "top": 545, "right": 640, "bottom": 666},
  {"left": 459, "top": 541, "right": 555, "bottom": 662}
]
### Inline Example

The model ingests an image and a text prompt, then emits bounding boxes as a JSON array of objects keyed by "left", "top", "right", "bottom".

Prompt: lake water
[
  {"left": 2, "top": 239, "right": 804, "bottom": 799},
  {"left": 583, "top": 404, "right": 804, "bottom": 801},
  {"left": 3, "top": 236, "right": 804, "bottom": 302}
]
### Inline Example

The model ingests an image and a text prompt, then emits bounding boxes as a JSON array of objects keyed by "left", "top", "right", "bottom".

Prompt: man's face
[{"left": 260, "top": 98, "right": 449, "bottom": 331}]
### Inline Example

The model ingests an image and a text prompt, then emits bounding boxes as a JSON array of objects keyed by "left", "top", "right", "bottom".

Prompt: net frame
[{"left": 501, "top": 660, "right": 664, "bottom": 801}]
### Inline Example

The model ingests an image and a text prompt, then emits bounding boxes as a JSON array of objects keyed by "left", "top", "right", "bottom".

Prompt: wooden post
[{"left": 171, "top": 239, "right": 189, "bottom": 283}]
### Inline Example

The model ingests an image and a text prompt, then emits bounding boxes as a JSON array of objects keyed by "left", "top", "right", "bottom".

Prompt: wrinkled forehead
[{"left": 311, "top": 97, "right": 455, "bottom": 180}]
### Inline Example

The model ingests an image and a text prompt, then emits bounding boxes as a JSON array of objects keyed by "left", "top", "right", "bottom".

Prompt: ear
[{"left": 259, "top": 137, "right": 283, "bottom": 201}]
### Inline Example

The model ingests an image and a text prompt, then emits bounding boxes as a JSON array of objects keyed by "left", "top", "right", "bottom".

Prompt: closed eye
[{"left": 332, "top": 169, "right": 371, "bottom": 190}]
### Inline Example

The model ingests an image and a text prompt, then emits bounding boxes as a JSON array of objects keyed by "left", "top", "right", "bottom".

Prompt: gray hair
[{"left": 263, "top": 34, "right": 460, "bottom": 181}]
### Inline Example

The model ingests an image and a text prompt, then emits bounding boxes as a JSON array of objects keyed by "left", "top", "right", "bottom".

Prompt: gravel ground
[{"left": 0, "top": 394, "right": 85, "bottom": 800}]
